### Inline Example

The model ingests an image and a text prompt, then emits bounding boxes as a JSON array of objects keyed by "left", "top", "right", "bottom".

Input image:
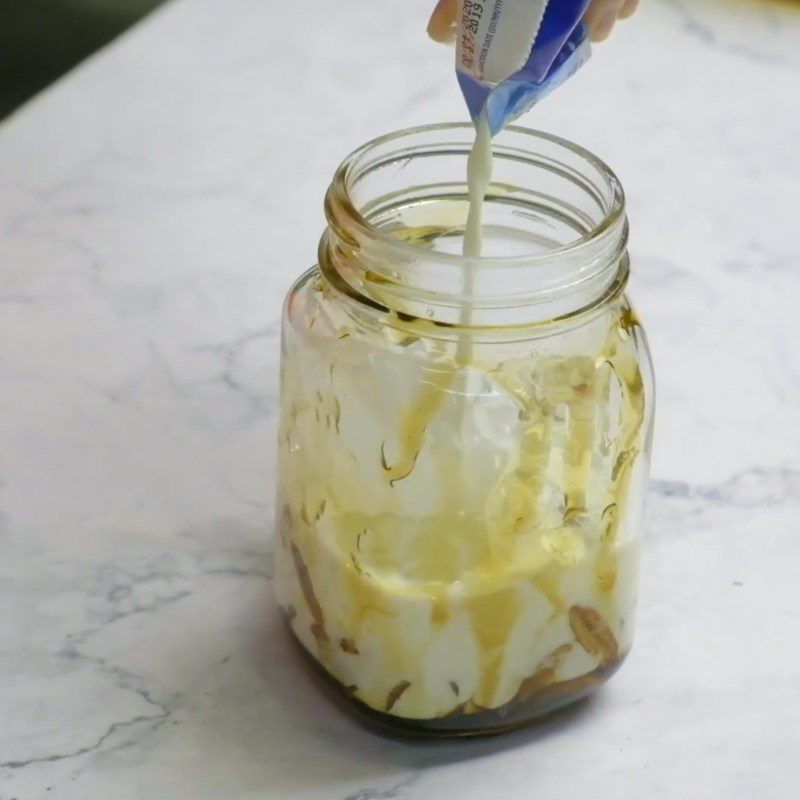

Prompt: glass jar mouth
[
  {"left": 321, "top": 122, "right": 629, "bottom": 327},
  {"left": 328, "top": 122, "right": 625, "bottom": 269}
]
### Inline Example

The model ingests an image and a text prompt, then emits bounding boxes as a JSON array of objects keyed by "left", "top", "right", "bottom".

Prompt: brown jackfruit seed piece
[
  {"left": 515, "top": 644, "right": 572, "bottom": 703},
  {"left": 290, "top": 542, "right": 327, "bottom": 643},
  {"left": 278, "top": 506, "right": 292, "bottom": 548},
  {"left": 339, "top": 638, "right": 359, "bottom": 655},
  {"left": 531, "top": 671, "right": 603, "bottom": 710},
  {"left": 310, "top": 623, "right": 327, "bottom": 644},
  {"left": 516, "top": 667, "right": 556, "bottom": 703},
  {"left": 569, "top": 605, "right": 619, "bottom": 665},
  {"left": 385, "top": 681, "right": 411, "bottom": 712},
  {"left": 333, "top": 399, "right": 341, "bottom": 433}
]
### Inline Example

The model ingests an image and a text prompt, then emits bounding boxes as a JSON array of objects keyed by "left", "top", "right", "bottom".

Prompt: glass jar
[{"left": 274, "top": 124, "right": 654, "bottom": 737}]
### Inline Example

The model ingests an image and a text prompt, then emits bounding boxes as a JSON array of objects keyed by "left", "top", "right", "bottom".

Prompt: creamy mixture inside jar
[{"left": 274, "top": 240, "right": 647, "bottom": 725}]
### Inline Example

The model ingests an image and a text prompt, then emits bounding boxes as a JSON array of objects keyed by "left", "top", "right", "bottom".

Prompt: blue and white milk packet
[{"left": 456, "top": 0, "right": 592, "bottom": 135}]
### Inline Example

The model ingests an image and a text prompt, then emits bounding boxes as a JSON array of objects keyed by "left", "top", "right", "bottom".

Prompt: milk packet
[{"left": 456, "top": 0, "right": 592, "bottom": 134}]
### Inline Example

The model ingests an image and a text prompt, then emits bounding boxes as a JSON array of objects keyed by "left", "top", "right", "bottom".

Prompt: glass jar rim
[{"left": 328, "top": 121, "right": 626, "bottom": 269}]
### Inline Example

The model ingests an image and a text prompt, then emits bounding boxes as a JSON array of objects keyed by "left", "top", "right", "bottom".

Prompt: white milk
[{"left": 456, "top": 113, "right": 493, "bottom": 367}]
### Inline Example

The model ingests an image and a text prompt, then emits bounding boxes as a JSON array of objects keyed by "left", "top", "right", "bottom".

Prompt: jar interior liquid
[{"left": 274, "top": 126, "right": 652, "bottom": 736}]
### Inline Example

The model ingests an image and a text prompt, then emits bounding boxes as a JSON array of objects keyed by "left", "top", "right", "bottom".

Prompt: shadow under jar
[{"left": 274, "top": 124, "right": 655, "bottom": 737}]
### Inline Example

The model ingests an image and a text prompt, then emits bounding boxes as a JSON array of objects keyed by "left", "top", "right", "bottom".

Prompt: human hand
[
  {"left": 428, "top": 0, "right": 639, "bottom": 45},
  {"left": 582, "top": 0, "right": 639, "bottom": 42}
]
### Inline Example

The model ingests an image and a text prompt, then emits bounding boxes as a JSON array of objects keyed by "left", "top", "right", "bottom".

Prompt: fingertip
[
  {"left": 427, "top": 0, "right": 458, "bottom": 43},
  {"left": 427, "top": 25, "right": 457, "bottom": 44},
  {"left": 618, "top": 0, "right": 639, "bottom": 21},
  {"left": 588, "top": 12, "right": 617, "bottom": 43},
  {"left": 589, "top": 27, "right": 612, "bottom": 43}
]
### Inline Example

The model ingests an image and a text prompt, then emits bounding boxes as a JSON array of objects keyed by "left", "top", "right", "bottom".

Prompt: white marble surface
[{"left": 1, "top": 0, "right": 799, "bottom": 797}]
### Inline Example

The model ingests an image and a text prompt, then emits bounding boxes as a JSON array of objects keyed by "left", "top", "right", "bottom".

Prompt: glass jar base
[{"left": 283, "top": 619, "right": 627, "bottom": 740}]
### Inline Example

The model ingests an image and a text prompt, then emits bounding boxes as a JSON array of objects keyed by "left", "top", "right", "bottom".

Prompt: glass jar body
[{"left": 274, "top": 268, "right": 654, "bottom": 736}]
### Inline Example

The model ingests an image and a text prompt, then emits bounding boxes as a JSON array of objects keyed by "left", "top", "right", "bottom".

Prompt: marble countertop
[{"left": 1, "top": 0, "right": 799, "bottom": 797}]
